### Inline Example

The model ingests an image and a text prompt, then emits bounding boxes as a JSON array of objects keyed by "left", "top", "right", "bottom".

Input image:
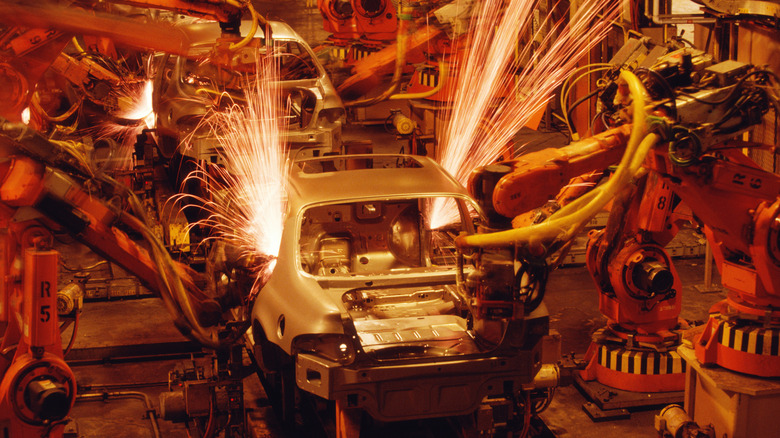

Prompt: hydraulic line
[
  {"left": 389, "top": 60, "right": 449, "bottom": 100},
  {"left": 62, "top": 312, "right": 80, "bottom": 357},
  {"left": 457, "top": 69, "right": 655, "bottom": 249},
  {"left": 76, "top": 391, "right": 161, "bottom": 438},
  {"left": 560, "top": 63, "right": 612, "bottom": 139},
  {"left": 224, "top": 0, "right": 265, "bottom": 51}
]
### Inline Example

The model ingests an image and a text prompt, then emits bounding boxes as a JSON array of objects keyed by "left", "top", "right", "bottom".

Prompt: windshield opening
[{"left": 299, "top": 197, "right": 474, "bottom": 276}]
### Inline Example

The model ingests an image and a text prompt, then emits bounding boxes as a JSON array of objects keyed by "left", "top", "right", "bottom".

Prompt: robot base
[
  {"left": 695, "top": 316, "right": 780, "bottom": 377},
  {"left": 580, "top": 342, "right": 686, "bottom": 393}
]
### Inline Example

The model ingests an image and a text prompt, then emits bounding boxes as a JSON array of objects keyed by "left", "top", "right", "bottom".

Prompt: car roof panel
[{"left": 287, "top": 154, "right": 469, "bottom": 208}]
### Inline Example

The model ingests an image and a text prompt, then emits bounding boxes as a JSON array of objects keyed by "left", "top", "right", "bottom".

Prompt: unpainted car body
[
  {"left": 249, "top": 154, "right": 549, "bottom": 424},
  {"left": 152, "top": 20, "right": 345, "bottom": 164}
]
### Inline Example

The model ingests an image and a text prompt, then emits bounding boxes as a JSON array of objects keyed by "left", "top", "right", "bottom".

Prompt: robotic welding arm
[
  {"left": 0, "top": 0, "right": 265, "bottom": 122},
  {"left": 459, "top": 47, "right": 780, "bottom": 382},
  {"left": 457, "top": 69, "right": 654, "bottom": 250},
  {"left": 0, "top": 120, "right": 245, "bottom": 349},
  {"left": 460, "top": 50, "right": 780, "bottom": 253}
]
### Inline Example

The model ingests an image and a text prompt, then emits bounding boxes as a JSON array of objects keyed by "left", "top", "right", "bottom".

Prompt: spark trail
[
  {"left": 94, "top": 79, "right": 155, "bottom": 170},
  {"left": 430, "top": 0, "right": 620, "bottom": 228},
  {"left": 185, "top": 48, "right": 290, "bottom": 292}
]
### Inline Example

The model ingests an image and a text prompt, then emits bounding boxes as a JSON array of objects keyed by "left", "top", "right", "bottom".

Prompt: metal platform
[{"left": 574, "top": 373, "right": 684, "bottom": 414}]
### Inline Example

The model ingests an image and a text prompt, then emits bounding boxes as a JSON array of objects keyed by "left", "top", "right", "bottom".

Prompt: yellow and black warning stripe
[
  {"left": 718, "top": 322, "right": 780, "bottom": 356},
  {"left": 352, "top": 47, "right": 376, "bottom": 60},
  {"left": 331, "top": 46, "right": 348, "bottom": 60},
  {"left": 418, "top": 70, "right": 439, "bottom": 88},
  {"left": 597, "top": 345, "right": 686, "bottom": 375}
]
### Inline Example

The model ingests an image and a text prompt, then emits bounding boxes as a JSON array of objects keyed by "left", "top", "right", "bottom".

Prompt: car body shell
[
  {"left": 152, "top": 20, "right": 344, "bottom": 163},
  {"left": 249, "top": 154, "right": 549, "bottom": 422}
]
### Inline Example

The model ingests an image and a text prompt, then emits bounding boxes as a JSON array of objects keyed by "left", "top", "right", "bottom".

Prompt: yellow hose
[
  {"left": 225, "top": 0, "right": 262, "bottom": 51},
  {"left": 457, "top": 69, "right": 656, "bottom": 249},
  {"left": 71, "top": 36, "right": 86, "bottom": 54},
  {"left": 389, "top": 61, "right": 449, "bottom": 100}
]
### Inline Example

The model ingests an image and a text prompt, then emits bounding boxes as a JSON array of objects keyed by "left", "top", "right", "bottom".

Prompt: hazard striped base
[
  {"left": 352, "top": 47, "right": 376, "bottom": 61},
  {"left": 331, "top": 46, "right": 349, "bottom": 61},
  {"left": 417, "top": 70, "right": 439, "bottom": 88},
  {"left": 696, "top": 318, "right": 780, "bottom": 377},
  {"left": 718, "top": 321, "right": 780, "bottom": 356},
  {"left": 598, "top": 345, "right": 686, "bottom": 375},
  {"left": 580, "top": 343, "right": 686, "bottom": 392}
]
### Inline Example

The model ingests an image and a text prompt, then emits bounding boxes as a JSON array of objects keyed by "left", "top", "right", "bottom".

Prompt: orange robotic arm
[
  {"left": 0, "top": 0, "right": 260, "bottom": 121},
  {"left": 654, "top": 142, "right": 780, "bottom": 306},
  {"left": 0, "top": 119, "right": 234, "bottom": 435},
  {"left": 0, "top": 121, "right": 224, "bottom": 345},
  {"left": 469, "top": 124, "right": 634, "bottom": 223}
]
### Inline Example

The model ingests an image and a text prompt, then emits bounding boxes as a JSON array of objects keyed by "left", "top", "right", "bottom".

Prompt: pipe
[
  {"left": 457, "top": 69, "right": 654, "bottom": 249},
  {"left": 224, "top": 0, "right": 266, "bottom": 51},
  {"left": 76, "top": 391, "right": 161, "bottom": 438}
]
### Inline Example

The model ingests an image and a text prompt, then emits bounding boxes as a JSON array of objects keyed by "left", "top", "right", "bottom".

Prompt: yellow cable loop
[
  {"left": 457, "top": 69, "right": 656, "bottom": 249},
  {"left": 389, "top": 61, "right": 449, "bottom": 100},
  {"left": 225, "top": 0, "right": 262, "bottom": 51},
  {"left": 71, "top": 36, "right": 86, "bottom": 54}
]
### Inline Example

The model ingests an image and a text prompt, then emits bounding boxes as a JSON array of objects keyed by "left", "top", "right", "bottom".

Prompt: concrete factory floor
[{"left": 64, "top": 251, "right": 725, "bottom": 438}]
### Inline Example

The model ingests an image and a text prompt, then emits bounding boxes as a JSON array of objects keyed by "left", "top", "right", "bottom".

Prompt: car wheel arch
[{"left": 252, "top": 318, "right": 291, "bottom": 373}]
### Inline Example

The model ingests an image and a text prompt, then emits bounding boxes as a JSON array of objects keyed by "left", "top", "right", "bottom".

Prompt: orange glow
[{"left": 117, "top": 79, "right": 155, "bottom": 129}]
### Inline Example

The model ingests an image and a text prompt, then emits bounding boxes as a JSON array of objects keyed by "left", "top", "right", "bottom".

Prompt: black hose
[
  {"left": 634, "top": 67, "right": 678, "bottom": 120},
  {"left": 63, "top": 312, "right": 80, "bottom": 358},
  {"left": 566, "top": 88, "right": 600, "bottom": 139},
  {"left": 515, "top": 259, "right": 548, "bottom": 313}
]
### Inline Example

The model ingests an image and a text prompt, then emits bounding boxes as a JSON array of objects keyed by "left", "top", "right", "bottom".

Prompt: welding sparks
[
  {"left": 117, "top": 79, "right": 156, "bottom": 129},
  {"left": 92, "top": 79, "right": 155, "bottom": 170},
  {"left": 181, "top": 48, "right": 290, "bottom": 292},
  {"left": 429, "top": 0, "right": 620, "bottom": 229}
]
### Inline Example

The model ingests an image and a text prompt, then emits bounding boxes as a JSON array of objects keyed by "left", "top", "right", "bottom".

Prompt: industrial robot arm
[
  {"left": 0, "top": 120, "right": 246, "bottom": 348},
  {"left": 0, "top": 0, "right": 263, "bottom": 122},
  {"left": 458, "top": 49, "right": 780, "bottom": 388},
  {"left": 0, "top": 116, "right": 262, "bottom": 435}
]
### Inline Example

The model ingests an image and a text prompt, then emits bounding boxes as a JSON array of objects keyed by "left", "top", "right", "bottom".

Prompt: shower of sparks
[
  {"left": 117, "top": 79, "right": 156, "bottom": 128},
  {"left": 182, "top": 49, "right": 290, "bottom": 292},
  {"left": 93, "top": 79, "right": 155, "bottom": 170},
  {"left": 429, "top": 0, "right": 620, "bottom": 229}
]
